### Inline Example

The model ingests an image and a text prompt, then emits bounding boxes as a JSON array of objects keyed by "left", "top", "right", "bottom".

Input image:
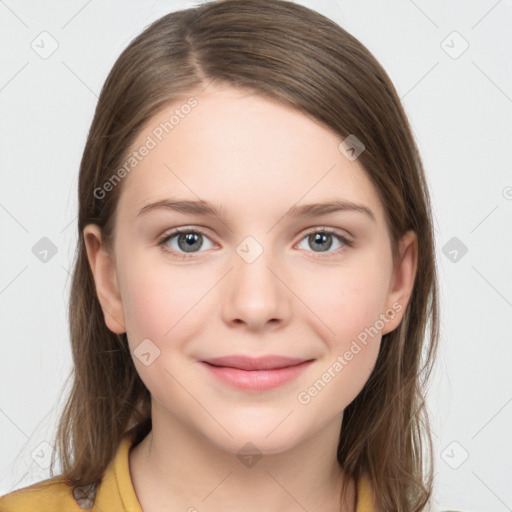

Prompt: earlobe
[
  {"left": 381, "top": 230, "right": 418, "bottom": 335},
  {"left": 83, "top": 224, "right": 126, "bottom": 334}
]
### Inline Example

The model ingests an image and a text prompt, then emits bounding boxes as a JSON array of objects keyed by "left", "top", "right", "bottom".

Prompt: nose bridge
[{"left": 221, "top": 234, "right": 291, "bottom": 329}]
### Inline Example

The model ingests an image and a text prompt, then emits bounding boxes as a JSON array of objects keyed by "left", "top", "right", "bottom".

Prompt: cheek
[
  {"left": 317, "top": 284, "right": 383, "bottom": 381},
  {"left": 298, "top": 342, "right": 379, "bottom": 417},
  {"left": 296, "top": 279, "right": 385, "bottom": 413},
  {"left": 118, "top": 262, "right": 213, "bottom": 401},
  {"left": 119, "top": 255, "right": 213, "bottom": 345},
  {"left": 293, "top": 254, "right": 391, "bottom": 403},
  {"left": 301, "top": 256, "right": 392, "bottom": 344}
]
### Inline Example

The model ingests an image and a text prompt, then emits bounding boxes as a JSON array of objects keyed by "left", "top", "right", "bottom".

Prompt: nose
[{"left": 221, "top": 242, "right": 292, "bottom": 332}]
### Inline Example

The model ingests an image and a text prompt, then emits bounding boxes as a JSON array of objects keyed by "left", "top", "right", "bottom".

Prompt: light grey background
[{"left": 1, "top": 1, "right": 511, "bottom": 510}]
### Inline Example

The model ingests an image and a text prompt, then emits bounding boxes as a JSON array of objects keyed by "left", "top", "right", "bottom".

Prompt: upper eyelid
[{"left": 161, "top": 225, "right": 351, "bottom": 240}]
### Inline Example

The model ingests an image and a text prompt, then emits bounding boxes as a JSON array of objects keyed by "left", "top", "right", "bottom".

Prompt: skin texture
[{"left": 83, "top": 84, "right": 417, "bottom": 511}]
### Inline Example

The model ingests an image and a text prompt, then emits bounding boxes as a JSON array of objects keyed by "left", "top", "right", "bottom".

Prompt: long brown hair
[{"left": 51, "top": 1, "right": 439, "bottom": 510}]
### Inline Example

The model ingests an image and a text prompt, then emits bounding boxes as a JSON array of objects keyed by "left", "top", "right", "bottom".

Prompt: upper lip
[{"left": 202, "top": 355, "right": 312, "bottom": 371}]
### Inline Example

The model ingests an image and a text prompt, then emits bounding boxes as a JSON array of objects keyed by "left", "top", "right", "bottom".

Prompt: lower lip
[{"left": 200, "top": 361, "right": 313, "bottom": 391}]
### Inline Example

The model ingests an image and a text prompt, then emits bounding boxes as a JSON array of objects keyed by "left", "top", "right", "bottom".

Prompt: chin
[
  {"left": 211, "top": 430, "right": 304, "bottom": 457},
  {"left": 197, "top": 411, "right": 316, "bottom": 456}
]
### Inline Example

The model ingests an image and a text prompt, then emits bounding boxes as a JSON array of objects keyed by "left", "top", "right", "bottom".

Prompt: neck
[{"left": 129, "top": 404, "right": 355, "bottom": 512}]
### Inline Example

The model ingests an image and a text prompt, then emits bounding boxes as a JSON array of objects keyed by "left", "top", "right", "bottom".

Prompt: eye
[
  {"left": 296, "top": 228, "right": 352, "bottom": 256},
  {"left": 157, "top": 226, "right": 352, "bottom": 260},
  {"left": 157, "top": 228, "right": 216, "bottom": 258}
]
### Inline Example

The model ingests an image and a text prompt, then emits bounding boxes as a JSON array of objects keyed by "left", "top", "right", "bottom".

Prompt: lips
[
  {"left": 202, "top": 355, "right": 310, "bottom": 371},
  {"left": 200, "top": 355, "right": 314, "bottom": 391}
]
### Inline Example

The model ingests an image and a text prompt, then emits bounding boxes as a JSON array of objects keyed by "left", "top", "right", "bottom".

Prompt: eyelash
[{"left": 157, "top": 227, "right": 353, "bottom": 260}]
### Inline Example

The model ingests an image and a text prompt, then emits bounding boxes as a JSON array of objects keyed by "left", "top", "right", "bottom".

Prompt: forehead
[{"left": 116, "top": 84, "right": 385, "bottom": 224}]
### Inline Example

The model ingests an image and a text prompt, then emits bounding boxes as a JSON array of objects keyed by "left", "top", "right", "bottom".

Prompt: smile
[{"left": 200, "top": 355, "right": 314, "bottom": 391}]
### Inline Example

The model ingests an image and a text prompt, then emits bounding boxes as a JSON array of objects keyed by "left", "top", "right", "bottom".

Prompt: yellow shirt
[{"left": 0, "top": 435, "right": 375, "bottom": 511}]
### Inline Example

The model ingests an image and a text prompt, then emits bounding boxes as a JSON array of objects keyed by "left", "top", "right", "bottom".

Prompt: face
[{"left": 84, "top": 84, "right": 417, "bottom": 455}]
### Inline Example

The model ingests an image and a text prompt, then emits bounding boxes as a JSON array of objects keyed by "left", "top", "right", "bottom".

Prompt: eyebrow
[{"left": 137, "top": 198, "right": 376, "bottom": 222}]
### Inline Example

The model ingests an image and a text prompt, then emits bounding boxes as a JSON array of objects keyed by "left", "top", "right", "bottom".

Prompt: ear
[
  {"left": 83, "top": 224, "right": 126, "bottom": 334},
  {"left": 381, "top": 230, "right": 418, "bottom": 335}
]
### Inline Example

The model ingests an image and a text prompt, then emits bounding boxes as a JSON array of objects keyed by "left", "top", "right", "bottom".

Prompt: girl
[{"left": 0, "top": 0, "right": 439, "bottom": 510}]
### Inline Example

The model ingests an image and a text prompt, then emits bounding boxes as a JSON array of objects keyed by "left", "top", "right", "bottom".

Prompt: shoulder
[
  {"left": 355, "top": 476, "right": 441, "bottom": 512},
  {"left": 356, "top": 474, "right": 377, "bottom": 512},
  {"left": 0, "top": 435, "right": 138, "bottom": 512},
  {"left": 0, "top": 475, "right": 97, "bottom": 511}
]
